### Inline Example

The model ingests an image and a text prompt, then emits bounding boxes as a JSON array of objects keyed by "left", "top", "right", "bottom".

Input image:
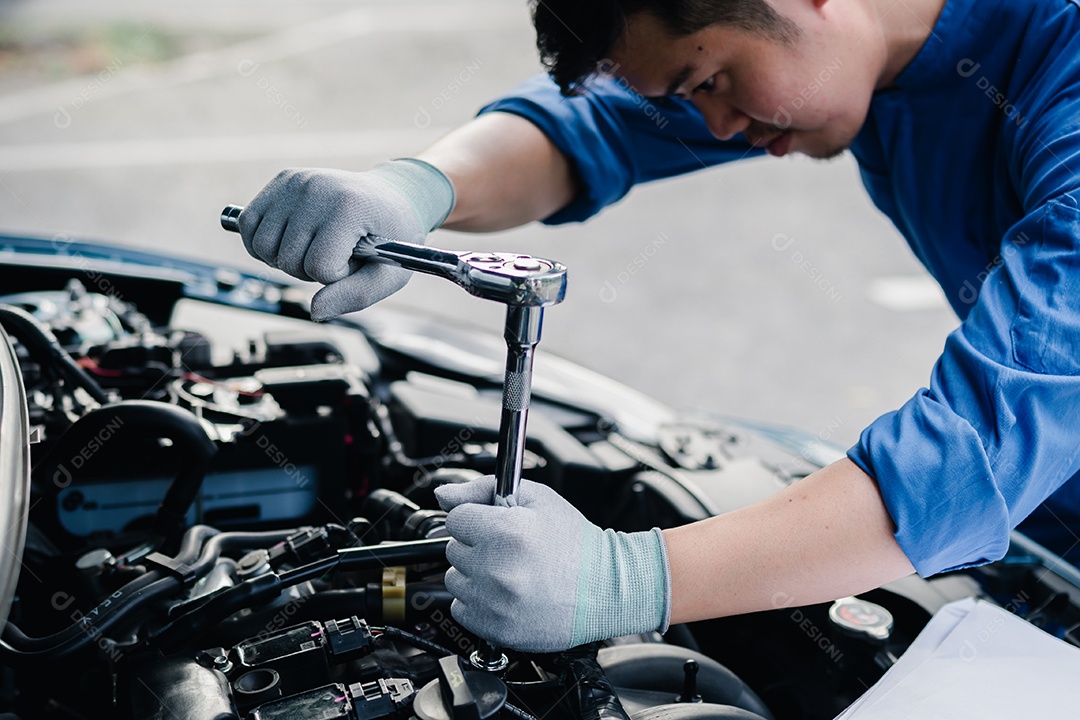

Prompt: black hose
[
  {"left": 153, "top": 537, "right": 451, "bottom": 651},
  {"left": 165, "top": 529, "right": 298, "bottom": 618},
  {"left": 334, "top": 537, "right": 450, "bottom": 570},
  {"left": 0, "top": 525, "right": 277, "bottom": 660},
  {"left": 151, "top": 573, "right": 282, "bottom": 652},
  {"left": 212, "top": 583, "right": 454, "bottom": 644},
  {"left": 1, "top": 572, "right": 168, "bottom": 658},
  {"left": 213, "top": 529, "right": 295, "bottom": 550},
  {"left": 150, "top": 412, "right": 217, "bottom": 538},
  {"left": 276, "top": 555, "right": 338, "bottom": 587},
  {"left": 170, "top": 525, "right": 219, "bottom": 568},
  {"left": 32, "top": 400, "right": 218, "bottom": 543},
  {"left": 378, "top": 626, "right": 455, "bottom": 657},
  {"left": 0, "top": 304, "right": 110, "bottom": 404},
  {"left": 552, "top": 644, "right": 633, "bottom": 720},
  {"left": 187, "top": 528, "right": 296, "bottom": 579},
  {"left": 274, "top": 537, "right": 450, "bottom": 586}
]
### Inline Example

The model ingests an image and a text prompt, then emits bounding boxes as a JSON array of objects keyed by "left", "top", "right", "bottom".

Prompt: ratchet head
[{"left": 456, "top": 252, "right": 567, "bottom": 308}]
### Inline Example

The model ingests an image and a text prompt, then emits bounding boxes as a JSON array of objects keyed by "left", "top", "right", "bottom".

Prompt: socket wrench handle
[
  {"left": 221, "top": 205, "right": 567, "bottom": 307},
  {"left": 222, "top": 202, "right": 565, "bottom": 672}
]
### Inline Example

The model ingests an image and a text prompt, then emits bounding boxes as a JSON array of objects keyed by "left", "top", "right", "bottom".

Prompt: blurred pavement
[{"left": 0, "top": 0, "right": 960, "bottom": 447}]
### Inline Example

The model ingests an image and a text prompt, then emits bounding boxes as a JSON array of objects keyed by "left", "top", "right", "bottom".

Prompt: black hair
[{"left": 532, "top": 0, "right": 797, "bottom": 95}]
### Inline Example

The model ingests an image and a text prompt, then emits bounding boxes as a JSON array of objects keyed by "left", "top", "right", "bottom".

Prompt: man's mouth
[
  {"left": 765, "top": 132, "right": 792, "bottom": 157},
  {"left": 745, "top": 125, "right": 792, "bottom": 157},
  {"left": 751, "top": 128, "right": 794, "bottom": 158}
]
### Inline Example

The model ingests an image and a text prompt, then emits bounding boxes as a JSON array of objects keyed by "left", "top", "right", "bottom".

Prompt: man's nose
[{"left": 693, "top": 96, "right": 751, "bottom": 141}]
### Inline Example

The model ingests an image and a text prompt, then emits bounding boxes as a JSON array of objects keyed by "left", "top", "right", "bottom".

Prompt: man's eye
[{"left": 692, "top": 76, "right": 717, "bottom": 95}]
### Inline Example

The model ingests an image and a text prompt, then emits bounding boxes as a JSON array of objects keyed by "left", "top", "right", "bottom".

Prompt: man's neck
[{"left": 871, "top": 0, "right": 948, "bottom": 88}]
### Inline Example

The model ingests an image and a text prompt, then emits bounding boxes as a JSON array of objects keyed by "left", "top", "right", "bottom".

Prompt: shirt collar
[{"left": 889, "top": 0, "right": 976, "bottom": 90}]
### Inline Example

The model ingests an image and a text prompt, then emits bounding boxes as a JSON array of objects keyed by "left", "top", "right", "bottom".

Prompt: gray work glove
[
  {"left": 238, "top": 159, "right": 455, "bottom": 322},
  {"left": 434, "top": 476, "right": 671, "bottom": 653}
]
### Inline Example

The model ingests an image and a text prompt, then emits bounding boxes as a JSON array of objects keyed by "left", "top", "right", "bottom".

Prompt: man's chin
[
  {"left": 776, "top": 123, "right": 859, "bottom": 160},
  {"left": 794, "top": 133, "right": 853, "bottom": 161},
  {"left": 805, "top": 145, "right": 850, "bottom": 161}
]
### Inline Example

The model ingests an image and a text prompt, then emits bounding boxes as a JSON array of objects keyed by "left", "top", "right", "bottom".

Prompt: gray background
[{"left": 0, "top": 0, "right": 959, "bottom": 447}]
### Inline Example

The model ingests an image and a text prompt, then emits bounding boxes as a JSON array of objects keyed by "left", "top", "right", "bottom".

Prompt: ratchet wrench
[
  {"left": 221, "top": 204, "right": 566, "bottom": 671},
  {"left": 220, "top": 205, "right": 565, "bottom": 309}
]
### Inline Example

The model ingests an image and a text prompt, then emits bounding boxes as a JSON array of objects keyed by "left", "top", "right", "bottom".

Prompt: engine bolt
[{"left": 676, "top": 659, "right": 702, "bottom": 703}]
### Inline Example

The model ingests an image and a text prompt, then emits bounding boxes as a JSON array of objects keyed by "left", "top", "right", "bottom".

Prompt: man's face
[{"left": 610, "top": 2, "right": 885, "bottom": 159}]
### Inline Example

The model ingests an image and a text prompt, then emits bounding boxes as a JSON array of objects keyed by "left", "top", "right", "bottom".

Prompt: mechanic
[{"left": 237, "top": 0, "right": 1080, "bottom": 652}]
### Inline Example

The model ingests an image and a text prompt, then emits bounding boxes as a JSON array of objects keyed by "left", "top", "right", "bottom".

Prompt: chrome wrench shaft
[{"left": 495, "top": 305, "right": 541, "bottom": 507}]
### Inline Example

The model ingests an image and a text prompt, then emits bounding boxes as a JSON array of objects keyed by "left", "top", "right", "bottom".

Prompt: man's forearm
[
  {"left": 665, "top": 458, "right": 916, "bottom": 624},
  {"left": 416, "top": 112, "right": 577, "bottom": 232}
]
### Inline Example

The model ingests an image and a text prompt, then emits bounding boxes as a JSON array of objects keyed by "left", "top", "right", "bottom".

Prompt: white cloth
[{"left": 835, "top": 598, "right": 1080, "bottom": 719}]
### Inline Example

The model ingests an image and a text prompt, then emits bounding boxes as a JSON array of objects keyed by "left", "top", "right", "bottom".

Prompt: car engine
[{"left": 2, "top": 237, "right": 1079, "bottom": 720}]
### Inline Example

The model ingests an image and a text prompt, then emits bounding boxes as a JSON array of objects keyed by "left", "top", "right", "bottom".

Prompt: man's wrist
[{"left": 369, "top": 158, "right": 457, "bottom": 231}]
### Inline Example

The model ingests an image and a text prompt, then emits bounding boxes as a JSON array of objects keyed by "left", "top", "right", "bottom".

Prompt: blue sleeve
[
  {"left": 478, "top": 74, "right": 762, "bottom": 224},
  {"left": 848, "top": 188, "right": 1080, "bottom": 576}
]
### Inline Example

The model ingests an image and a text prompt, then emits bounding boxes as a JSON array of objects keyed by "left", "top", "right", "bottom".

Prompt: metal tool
[
  {"left": 221, "top": 204, "right": 567, "bottom": 671},
  {"left": 220, "top": 206, "right": 565, "bottom": 309}
]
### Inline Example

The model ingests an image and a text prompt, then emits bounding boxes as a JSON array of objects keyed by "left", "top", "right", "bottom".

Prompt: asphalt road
[{"left": 0, "top": 0, "right": 960, "bottom": 448}]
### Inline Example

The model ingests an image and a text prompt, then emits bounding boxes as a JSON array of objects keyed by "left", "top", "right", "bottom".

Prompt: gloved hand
[
  {"left": 238, "top": 159, "right": 455, "bottom": 322},
  {"left": 434, "top": 476, "right": 671, "bottom": 653}
]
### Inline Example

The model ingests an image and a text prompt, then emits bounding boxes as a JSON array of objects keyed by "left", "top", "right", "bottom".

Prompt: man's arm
[
  {"left": 235, "top": 110, "right": 578, "bottom": 319},
  {"left": 432, "top": 458, "right": 916, "bottom": 652},
  {"left": 418, "top": 112, "right": 578, "bottom": 232},
  {"left": 238, "top": 73, "right": 757, "bottom": 320},
  {"left": 666, "top": 458, "right": 915, "bottom": 624}
]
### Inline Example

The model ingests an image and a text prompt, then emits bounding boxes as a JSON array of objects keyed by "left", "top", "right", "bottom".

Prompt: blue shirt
[{"left": 478, "top": 0, "right": 1080, "bottom": 576}]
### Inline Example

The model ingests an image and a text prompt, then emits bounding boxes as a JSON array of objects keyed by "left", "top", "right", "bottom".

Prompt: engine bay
[{"left": 2, "top": 237, "right": 1080, "bottom": 720}]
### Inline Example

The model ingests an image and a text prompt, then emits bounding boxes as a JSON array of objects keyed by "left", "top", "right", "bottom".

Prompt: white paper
[{"left": 834, "top": 598, "right": 1080, "bottom": 719}]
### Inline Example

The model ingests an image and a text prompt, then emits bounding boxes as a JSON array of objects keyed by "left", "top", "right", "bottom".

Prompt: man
[{"left": 237, "top": 0, "right": 1080, "bottom": 653}]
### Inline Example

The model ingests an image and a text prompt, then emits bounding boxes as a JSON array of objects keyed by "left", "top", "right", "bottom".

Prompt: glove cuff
[
  {"left": 653, "top": 527, "right": 672, "bottom": 634},
  {"left": 370, "top": 159, "right": 456, "bottom": 231},
  {"left": 572, "top": 526, "right": 671, "bottom": 646}
]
